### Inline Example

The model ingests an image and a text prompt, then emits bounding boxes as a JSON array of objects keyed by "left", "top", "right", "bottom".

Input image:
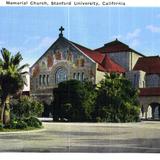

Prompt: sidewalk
[{"left": 38, "top": 117, "right": 53, "bottom": 122}]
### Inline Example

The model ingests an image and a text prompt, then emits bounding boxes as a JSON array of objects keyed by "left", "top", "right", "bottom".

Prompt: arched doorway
[{"left": 147, "top": 103, "right": 160, "bottom": 120}]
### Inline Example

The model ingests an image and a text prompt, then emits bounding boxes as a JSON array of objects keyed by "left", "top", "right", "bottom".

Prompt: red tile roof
[
  {"left": 133, "top": 56, "right": 160, "bottom": 74},
  {"left": 98, "top": 54, "right": 126, "bottom": 73},
  {"left": 139, "top": 87, "right": 160, "bottom": 96},
  {"left": 71, "top": 41, "right": 125, "bottom": 73},
  {"left": 71, "top": 41, "right": 104, "bottom": 63},
  {"left": 95, "top": 39, "right": 144, "bottom": 56}
]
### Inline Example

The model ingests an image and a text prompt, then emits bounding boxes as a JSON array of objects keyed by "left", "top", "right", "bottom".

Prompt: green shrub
[
  {"left": 0, "top": 122, "right": 3, "bottom": 130},
  {"left": 15, "top": 120, "right": 28, "bottom": 129},
  {"left": 3, "top": 117, "right": 42, "bottom": 129},
  {"left": 23, "top": 117, "right": 42, "bottom": 128},
  {"left": 6, "top": 119, "right": 28, "bottom": 129},
  {"left": 11, "top": 96, "right": 44, "bottom": 119}
]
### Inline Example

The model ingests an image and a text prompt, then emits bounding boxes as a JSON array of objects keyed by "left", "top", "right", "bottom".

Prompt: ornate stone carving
[
  {"left": 47, "top": 54, "right": 53, "bottom": 68},
  {"left": 66, "top": 50, "right": 72, "bottom": 61},
  {"left": 55, "top": 50, "right": 62, "bottom": 60}
]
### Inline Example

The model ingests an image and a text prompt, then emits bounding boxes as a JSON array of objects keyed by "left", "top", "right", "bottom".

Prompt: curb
[{"left": 0, "top": 128, "right": 46, "bottom": 135}]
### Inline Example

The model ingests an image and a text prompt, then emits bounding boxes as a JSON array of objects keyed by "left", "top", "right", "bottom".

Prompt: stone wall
[
  {"left": 108, "top": 51, "right": 142, "bottom": 71},
  {"left": 139, "top": 96, "right": 160, "bottom": 119},
  {"left": 146, "top": 74, "right": 160, "bottom": 87},
  {"left": 95, "top": 64, "right": 105, "bottom": 84},
  {"left": 130, "top": 52, "right": 142, "bottom": 70},
  {"left": 125, "top": 70, "right": 146, "bottom": 88}
]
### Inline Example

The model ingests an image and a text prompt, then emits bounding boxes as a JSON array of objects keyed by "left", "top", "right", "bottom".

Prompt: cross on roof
[{"left": 59, "top": 26, "right": 64, "bottom": 37}]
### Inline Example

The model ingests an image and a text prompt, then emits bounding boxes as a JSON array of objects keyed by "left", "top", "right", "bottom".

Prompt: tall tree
[
  {"left": 0, "top": 48, "right": 28, "bottom": 125},
  {"left": 93, "top": 73, "right": 140, "bottom": 122}
]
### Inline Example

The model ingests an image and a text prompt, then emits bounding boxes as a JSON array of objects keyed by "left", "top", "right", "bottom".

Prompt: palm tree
[{"left": 0, "top": 48, "right": 29, "bottom": 126}]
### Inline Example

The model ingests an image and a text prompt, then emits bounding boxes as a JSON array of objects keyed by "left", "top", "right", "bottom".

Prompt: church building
[{"left": 30, "top": 27, "right": 160, "bottom": 120}]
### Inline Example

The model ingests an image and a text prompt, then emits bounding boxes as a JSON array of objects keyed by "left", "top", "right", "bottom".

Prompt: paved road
[{"left": 0, "top": 121, "right": 160, "bottom": 152}]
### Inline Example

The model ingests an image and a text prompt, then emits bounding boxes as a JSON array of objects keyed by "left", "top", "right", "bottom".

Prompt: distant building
[
  {"left": 22, "top": 67, "right": 30, "bottom": 96},
  {"left": 30, "top": 27, "right": 160, "bottom": 120}
]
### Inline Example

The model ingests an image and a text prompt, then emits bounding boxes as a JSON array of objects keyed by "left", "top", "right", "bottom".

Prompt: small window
[
  {"left": 81, "top": 72, "right": 84, "bottom": 81},
  {"left": 77, "top": 72, "right": 80, "bottom": 80},
  {"left": 47, "top": 75, "right": 49, "bottom": 85},
  {"left": 73, "top": 73, "right": 76, "bottom": 79},
  {"left": 43, "top": 75, "right": 46, "bottom": 85}
]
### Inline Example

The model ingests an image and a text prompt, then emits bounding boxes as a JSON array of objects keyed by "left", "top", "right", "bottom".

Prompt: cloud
[
  {"left": 26, "top": 36, "right": 54, "bottom": 54},
  {"left": 126, "top": 29, "right": 141, "bottom": 40},
  {"left": 9, "top": 47, "right": 23, "bottom": 54},
  {"left": 0, "top": 41, "right": 4, "bottom": 45},
  {"left": 129, "top": 39, "right": 140, "bottom": 48},
  {"left": 111, "top": 29, "right": 141, "bottom": 48},
  {"left": 111, "top": 29, "right": 141, "bottom": 41},
  {"left": 0, "top": 36, "right": 55, "bottom": 65},
  {"left": 0, "top": 41, "right": 5, "bottom": 49},
  {"left": 24, "top": 36, "right": 55, "bottom": 65},
  {"left": 39, "top": 37, "right": 54, "bottom": 48},
  {"left": 23, "top": 36, "right": 41, "bottom": 45},
  {"left": 146, "top": 25, "right": 160, "bottom": 33}
]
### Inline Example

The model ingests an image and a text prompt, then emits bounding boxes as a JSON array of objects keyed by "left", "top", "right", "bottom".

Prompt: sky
[{"left": 0, "top": 7, "right": 160, "bottom": 66}]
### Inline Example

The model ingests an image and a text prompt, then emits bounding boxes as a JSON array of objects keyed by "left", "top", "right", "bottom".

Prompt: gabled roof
[
  {"left": 139, "top": 87, "right": 160, "bottom": 96},
  {"left": 71, "top": 41, "right": 125, "bottom": 73},
  {"left": 31, "top": 36, "right": 126, "bottom": 74},
  {"left": 95, "top": 39, "right": 144, "bottom": 57},
  {"left": 133, "top": 56, "right": 160, "bottom": 74}
]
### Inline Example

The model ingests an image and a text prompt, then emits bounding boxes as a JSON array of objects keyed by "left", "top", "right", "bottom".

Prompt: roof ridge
[
  {"left": 69, "top": 40, "right": 94, "bottom": 52},
  {"left": 104, "top": 39, "right": 129, "bottom": 48},
  {"left": 142, "top": 55, "right": 159, "bottom": 58},
  {"left": 94, "top": 39, "right": 145, "bottom": 57}
]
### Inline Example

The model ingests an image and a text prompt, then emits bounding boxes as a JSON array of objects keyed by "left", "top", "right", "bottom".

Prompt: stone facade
[
  {"left": 30, "top": 37, "right": 98, "bottom": 104},
  {"left": 108, "top": 51, "right": 142, "bottom": 71},
  {"left": 130, "top": 52, "right": 142, "bottom": 70},
  {"left": 146, "top": 74, "right": 160, "bottom": 87},
  {"left": 126, "top": 70, "right": 146, "bottom": 88},
  {"left": 139, "top": 96, "right": 160, "bottom": 120}
]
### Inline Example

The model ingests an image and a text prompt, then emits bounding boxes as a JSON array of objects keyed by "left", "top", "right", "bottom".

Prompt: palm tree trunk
[
  {"left": 1, "top": 100, "right": 6, "bottom": 126},
  {"left": 0, "top": 95, "right": 8, "bottom": 126}
]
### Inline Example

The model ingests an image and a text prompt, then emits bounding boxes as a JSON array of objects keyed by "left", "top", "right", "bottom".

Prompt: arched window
[
  {"left": 43, "top": 75, "right": 46, "bottom": 85},
  {"left": 77, "top": 72, "right": 80, "bottom": 80},
  {"left": 73, "top": 73, "right": 76, "bottom": 79},
  {"left": 81, "top": 72, "right": 84, "bottom": 81},
  {"left": 47, "top": 75, "right": 49, "bottom": 85},
  {"left": 55, "top": 67, "right": 67, "bottom": 84}
]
